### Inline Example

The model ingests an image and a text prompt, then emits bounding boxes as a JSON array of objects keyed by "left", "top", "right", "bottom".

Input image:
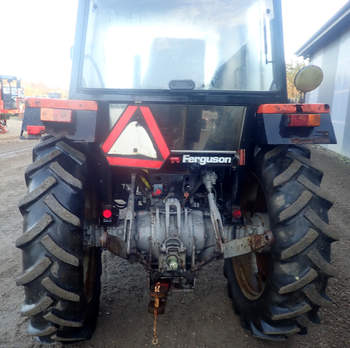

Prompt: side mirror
[{"left": 294, "top": 65, "right": 323, "bottom": 93}]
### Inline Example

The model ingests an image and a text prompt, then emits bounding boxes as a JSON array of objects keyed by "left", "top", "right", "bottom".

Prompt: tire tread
[
  {"left": 44, "top": 311, "right": 83, "bottom": 327},
  {"left": 303, "top": 284, "right": 332, "bottom": 307},
  {"left": 15, "top": 214, "right": 53, "bottom": 248},
  {"left": 280, "top": 228, "right": 319, "bottom": 260},
  {"left": 41, "top": 277, "right": 80, "bottom": 302},
  {"left": 41, "top": 235, "right": 79, "bottom": 266},
  {"left": 304, "top": 208, "right": 339, "bottom": 240},
  {"left": 16, "top": 257, "right": 51, "bottom": 286},
  {"left": 278, "top": 190, "right": 312, "bottom": 222},
  {"left": 273, "top": 160, "right": 302, "bottom": 187},
  {"left": 49, "top": 161, "right": 82, "bottom": 189},
  {"left": 19, "top": 176, "right": 56, "bottom": 211},
  {"left": 278, "top": 268, "right": 318, "bottom": 294},
  {"left": 21, "top": 296, "right": 53, "bottom": 317},
  {"left": 44, "top": 194, "right": 81, "bottom": 227},
  {"left": 307, "top": 248, "right": 336, "bottom": 276},
  {"left": 25, "top": 149, "right": 61, "bottom": 178},
  {"left": 56, "top": 141, "right": 86, "bottom": 165}
]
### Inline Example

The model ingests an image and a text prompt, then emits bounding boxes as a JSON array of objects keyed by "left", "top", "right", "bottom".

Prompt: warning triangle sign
[{"left": 102, "top": 106, "right": 170, "bottom": 169}]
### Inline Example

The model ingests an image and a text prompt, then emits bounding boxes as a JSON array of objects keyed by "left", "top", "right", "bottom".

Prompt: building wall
[{"left": 306, "top": 27, "right": 350, "bottom": 157}]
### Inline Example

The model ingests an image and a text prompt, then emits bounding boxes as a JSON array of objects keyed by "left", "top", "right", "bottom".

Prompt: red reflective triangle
[{"left": 102, "top": 105, "right": 170, "bottom": 169}]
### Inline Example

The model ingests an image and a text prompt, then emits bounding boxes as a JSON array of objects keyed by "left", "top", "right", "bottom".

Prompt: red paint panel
[
  {"left": 257, "top": 104, "right": 297, "bottom": 114},
  {"left": 238, "top": 149, "right": 246, "bottom": 166},
  {"left": 301, "top": 104, "right": 329, "bottom": 113},
  {"left": 26, "top": 98, "right": 98, "bottom": 111},
  {"left": 257, "top": 104, "right": 330, "bottom": 114},
  {"left": 1, "top": 109, "right": 17, "bottom": 114}
]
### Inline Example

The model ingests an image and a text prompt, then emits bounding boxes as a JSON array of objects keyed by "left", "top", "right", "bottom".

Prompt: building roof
[{"left": 296, "top": 2, "right": 350, "bottom": 58}]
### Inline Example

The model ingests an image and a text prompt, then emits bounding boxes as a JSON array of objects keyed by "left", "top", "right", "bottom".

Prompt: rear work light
[
  {"left": 287, "top": 114, "right": 321, "bottom": 127},
  {"left": 40, "top": 108, "right": 72, "bottom": 123}
]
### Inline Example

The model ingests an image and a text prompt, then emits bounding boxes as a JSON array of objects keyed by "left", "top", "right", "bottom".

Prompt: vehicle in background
[{"left": 0, "top": 75, "right": 23, "bottom": 133}]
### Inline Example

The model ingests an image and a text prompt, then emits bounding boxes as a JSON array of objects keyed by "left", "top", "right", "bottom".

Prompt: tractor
[
  {"left": 17, "top": 0, "right": 337, "bottom": 343},
  {"left": 0, "top": 75, "right": 23, "bottom": 133}
]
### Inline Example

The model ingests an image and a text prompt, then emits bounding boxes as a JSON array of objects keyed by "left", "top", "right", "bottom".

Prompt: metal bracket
[
  {"left": 223, "top": 231, "right": 274, "bottom": 259},
  {"left": 84, "top": 224, "right": 127, "bottom": 257},
  {"left": 124, "top": 173, "right": 136, "bottom": 254},
  {"left": 203, "top": 172, "right": 224, "bottom": 253}
]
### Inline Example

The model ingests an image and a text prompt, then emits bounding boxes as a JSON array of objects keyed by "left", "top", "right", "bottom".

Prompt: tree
[
  {"left": 22, "top": 81, "right": 68, "bottom": 99},
  {"left": 286, "top": 59, "right": 307, "bottom": 102}
]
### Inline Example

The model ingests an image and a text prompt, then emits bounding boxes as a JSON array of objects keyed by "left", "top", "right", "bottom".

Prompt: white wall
[{"left": 306, "top": 28, "right": 350, "bottom": 157}]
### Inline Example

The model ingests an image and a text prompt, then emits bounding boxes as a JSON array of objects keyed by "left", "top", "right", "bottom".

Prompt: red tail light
[
  {"left": 27, "top": 125, "right": 46, "bottom": 135},
  {"left": 232, "top": 209, "right": 242, "bottom": 219},
  {"left": 287, "top": 114, "right": 321, "bottom": 127},
  {"left": 102, "top": 209, "right": 112, "bottom": 219},
  {"left": 41, "top": 108, "right": 72, "bottom": 123}
]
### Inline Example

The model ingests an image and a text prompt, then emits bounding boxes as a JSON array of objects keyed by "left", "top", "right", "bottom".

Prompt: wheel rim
[{"left": 232, "top": 251, "right": 269, "bottom": 300}]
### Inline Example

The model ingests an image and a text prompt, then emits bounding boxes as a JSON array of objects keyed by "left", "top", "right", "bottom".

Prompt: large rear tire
[
  {"left": 225, "top": 145, "right": 338, "bottom": 340},
  {"left": 16, "top": 136, "right": 101, "bottom": 343}
]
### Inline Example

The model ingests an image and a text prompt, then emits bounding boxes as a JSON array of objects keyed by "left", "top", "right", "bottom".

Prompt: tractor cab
[
  {"left": 0, "top": 75, "right": 23, "bottom": 116},
  {"left": 70, "top": 0, "right": 287, "bottom": 104},
  {"left": 64, "top": 0, "right": 289, "bottom": 157}
]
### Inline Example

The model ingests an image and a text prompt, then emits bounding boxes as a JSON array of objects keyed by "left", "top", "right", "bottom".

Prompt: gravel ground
[
  {"left": 0, "top": 117, "right": 23, "bottom": 141},
  {"left": 0, "top": 121, "right": 349, "bottom": 348}
]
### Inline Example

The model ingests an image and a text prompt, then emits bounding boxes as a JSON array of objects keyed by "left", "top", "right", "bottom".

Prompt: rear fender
[
  {"left": 21, "top": 98, "right": 98, "bottom": 141},
  {"left": 255, "top": 104, "right": 337, "bottom": 145}
]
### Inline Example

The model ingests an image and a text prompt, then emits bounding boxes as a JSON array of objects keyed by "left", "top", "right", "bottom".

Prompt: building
[{"left": 296, "top": 2, "right": 350, "bottom": 157}]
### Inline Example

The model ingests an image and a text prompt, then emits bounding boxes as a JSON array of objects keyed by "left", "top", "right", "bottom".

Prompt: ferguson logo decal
[{"left": 182, "top": 154, "right": 232, "bottom": 165}]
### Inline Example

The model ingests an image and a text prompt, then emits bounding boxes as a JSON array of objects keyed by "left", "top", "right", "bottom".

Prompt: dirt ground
[{"left": 0, "top": 119, "right": 349, "bottom": 348}]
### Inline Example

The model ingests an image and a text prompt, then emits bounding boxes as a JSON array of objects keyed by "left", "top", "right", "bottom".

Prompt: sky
[
  {"left": 282, "top": 0, "right": 349, "bottom": 58},
  {"left": 0, "top": 0, "right": 348, "bottom": 89}
]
